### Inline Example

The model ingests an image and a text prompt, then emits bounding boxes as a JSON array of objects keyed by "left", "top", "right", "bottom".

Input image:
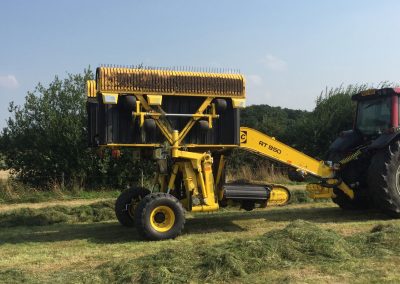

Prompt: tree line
[{"left": 0, "top": 70, "right": 391, "bottom": 189}]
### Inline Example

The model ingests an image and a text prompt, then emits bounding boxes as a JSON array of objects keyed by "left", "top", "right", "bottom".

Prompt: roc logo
[{"left": 240, "top": 131, "right": 247, "bottom": 143}]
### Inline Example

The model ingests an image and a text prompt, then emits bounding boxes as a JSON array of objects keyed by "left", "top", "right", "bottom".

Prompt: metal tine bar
[{"left": 98, "top": 64, "right": 244, "bottom": 96}]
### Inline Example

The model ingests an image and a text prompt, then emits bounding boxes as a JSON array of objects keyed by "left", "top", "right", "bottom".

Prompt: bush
[
  {"left": 0, "top": 70, "right": 94, "bottom": 185},
  {"left": 0, "top": 70, "right": 154, "bottom": 189}
]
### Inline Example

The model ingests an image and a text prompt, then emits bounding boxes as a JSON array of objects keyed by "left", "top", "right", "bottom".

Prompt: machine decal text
[{"left": 259, "top": 140, "right": 282, "bottom": 154}]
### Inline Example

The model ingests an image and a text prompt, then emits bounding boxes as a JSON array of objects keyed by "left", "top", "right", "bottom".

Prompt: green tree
[
  {"left": 292, "top": 83, "right": 394, "bottom": 158},
  {"left": 293, "top": 91, "right": 356, "bottom": 158},
  {"left": 0, "top": 70, "right": 95, "bottom": 185},
  {"left": 229, "top": 105, "right": 307, "bottom": 170},
  {"left": 0, "top": 70, "right": 154, "bottom": 188},
  {"left": 241, "top": 104, "right": 307, "bottom": 144}
]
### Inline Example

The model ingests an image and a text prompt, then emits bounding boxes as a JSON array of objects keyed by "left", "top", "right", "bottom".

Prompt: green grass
[
  {"left": 0, "top": 180, "right": 311, "bottom": 206},
  {"left": 0, "top": 200, "right": 115, "bottom": 227},
  {"left": 289, "top": 188, "right": 331, "bottom": 204},
  {"left": 1, "top": 198, "right": 400, "bottom": 283},
  {"left": 0, "top": 179, "right": 121, "bottom": 204}
]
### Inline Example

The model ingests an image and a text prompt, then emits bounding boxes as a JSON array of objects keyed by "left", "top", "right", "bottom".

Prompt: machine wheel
[
  {"left": 141, "top": 119, "right": 156, "bottom": 143},
  {"left": 328, "top": 152, "right": 371, "bottom": 210},
  {"left": 368, "top": 140, "right": 400, "bottom": 217},
  {"left": 198, "top": 120, "right": 210, "bottom": 131},
  {"left": 115, "top": 187, "right": 150, "bottom": 227},
  {"left": 332, "top": 189, "right": 369, "bottom": 210},
  {"left": 143, "top": 118, "right": 156, "bottom": 132},
  {"left": 134, "top": 193, "right": 185, "bottom": 240},
  {"left": 119, "top": 95, "right": 136, "bottom": 111},
  {"left": 241, "top": 200, "right": 255, "bottom": 211},
  {"left": 214, "top": 99, "right": 227, "bottom": 113}
]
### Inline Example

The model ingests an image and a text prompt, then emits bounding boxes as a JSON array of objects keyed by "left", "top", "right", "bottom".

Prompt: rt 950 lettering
[{"left": 259, "top": 141, "right": 282, "bottom": 154}]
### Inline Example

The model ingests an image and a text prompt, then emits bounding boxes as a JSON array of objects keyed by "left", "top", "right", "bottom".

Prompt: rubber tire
[
  {"left": 328, "top": 152, "right": 371, "bottom": 210},
  {"left": 115, "top": 187, "right": 150, "bottom": 227},
  {"left": 368, "top": 140, "right": 400, "bottom": 217},
  {"left": 214, "top": 99, "right": 227, "bottom": 113},
  {"left": 141, "top": 119, "right": 156, "bottom": 143},
  {"left": 241, "top": 200, "right": 255, "bottom": 211},
  {"left": 143, "top": 118, "right": 156, "bottom": 132},
  {"left": 119, "top": 95, "right": 136, "bottom": 111},
  {"left": 198, "top": 120, "right": 210, "bottom": 131},
  {"left": 332, "top": 189, "right": 370, "bottom": 210},
  {"left": 134, "top": 193, "right": 185, "bottom": 240}
]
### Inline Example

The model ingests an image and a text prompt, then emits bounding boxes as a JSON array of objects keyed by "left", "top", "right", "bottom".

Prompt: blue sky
[{"left": 1, "top": 0, "right": 400, "bottom": 126}]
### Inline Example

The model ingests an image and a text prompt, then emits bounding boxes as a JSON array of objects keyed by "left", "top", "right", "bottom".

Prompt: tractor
[
  {"left": 86, "top": 65, "right": 400, "bottom": 240},
  {"left": 326, "top": 88, "right": 400, "bottom": 216}
]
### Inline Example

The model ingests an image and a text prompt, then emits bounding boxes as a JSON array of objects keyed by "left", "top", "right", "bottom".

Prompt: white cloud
[
  {"left": 0, "top": 75, "right": 19, "bottom": 89},
  {"left": 247, "top": 74, "right": 263, "bottom": 86},
  {"left": 262, "top": 54, "right": 287, "bottom": 71}
]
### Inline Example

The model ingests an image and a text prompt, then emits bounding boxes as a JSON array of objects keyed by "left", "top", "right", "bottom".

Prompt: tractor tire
[
  {"left": 115, "top": 187, "right": 150, "bottom": 227},
  {"left": 367, "top": 140, "right": 400, "bottom": 217},
  {"left": 328, "top": 152, "right": 371, "bottom": 210},
  {"left": 134, "top": 193, "right": 185, "bottom": 240},
  {"left": 332, "top": 188, "right": 369, "bottom": 210}
]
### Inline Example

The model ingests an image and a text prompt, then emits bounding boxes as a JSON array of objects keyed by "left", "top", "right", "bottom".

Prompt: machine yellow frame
[{"left": 88, "top": 67, "right": 355, "bottom": 215}]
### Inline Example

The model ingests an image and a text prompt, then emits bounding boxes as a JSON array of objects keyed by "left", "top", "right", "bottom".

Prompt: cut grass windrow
[
  {"left": 2, "top": 220, "right": 400, "bottom": 283},
  {"left": 0, "top": 200, "right": 115, "bottom": 227}
]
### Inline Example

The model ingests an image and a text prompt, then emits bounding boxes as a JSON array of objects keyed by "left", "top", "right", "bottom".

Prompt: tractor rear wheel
[
  {"left": 115, "top": 187, "right": 150, "bottom": 227},
  {"left": 328, "top": 152, "right": 371, "bottom": 210},
  {"left": 134, "top": 193, "right": 185, "bottom": 240},
  {"left": 368, "top": 140, "right": 400, "bottom": 217}
]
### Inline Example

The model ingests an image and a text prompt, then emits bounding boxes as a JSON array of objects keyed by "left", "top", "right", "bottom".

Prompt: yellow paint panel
[
  {"left": 269, "top": 186, "right": 291, "bottom": 206},
  {"left": 102, "top": 93, "right": 119, "bottom": 104},
  {"left": 232, "top": 98, "right": 246, "bottom": 108},
  {"left": 306, "top": 183, "right": 334, "bottom": 199},
  {"left": 86, "top": 80, "right": 96, "bottom": 98},
  {"left": 147, "top": 95, "right": 163, "bottom": 105}
]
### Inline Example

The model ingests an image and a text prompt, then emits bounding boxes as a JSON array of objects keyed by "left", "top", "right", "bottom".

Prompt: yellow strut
[
  {"left": 239, "top": 127, "right": 354, "bottom": 199},
  {"left": 239, "top": 127, "right": 334, "bottom": 178},
  {"left": 171, "top": 130, "right": 219, "bottom": 212}
]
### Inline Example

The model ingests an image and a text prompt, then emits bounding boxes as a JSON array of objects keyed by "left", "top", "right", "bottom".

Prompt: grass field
[{"left": 1, "top": 192, "right": 400, "bottom": 283}]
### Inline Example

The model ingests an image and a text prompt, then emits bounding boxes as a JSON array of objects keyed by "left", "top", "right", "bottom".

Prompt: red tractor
[{"left": 328, "top": 88, "right": 400, "bottom": 216}]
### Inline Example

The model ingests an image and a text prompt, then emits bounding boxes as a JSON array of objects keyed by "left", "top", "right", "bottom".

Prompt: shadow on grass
[
  {"left": 0, "top": 222, "right": 141, "bottom": 244},
  {"left": 0, "top": 205, "right": 390, "bottom": 245},
  {"left": 196, "top": 205, "right": 390, "bottom": 224},
  {"left": 0, "top": 219, "right": 245, "bottom": 245}
]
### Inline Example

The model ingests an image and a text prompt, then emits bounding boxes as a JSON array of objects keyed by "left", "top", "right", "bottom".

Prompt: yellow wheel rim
[{"left": 150, "top": 206, "right": 175, "bottom": 232}]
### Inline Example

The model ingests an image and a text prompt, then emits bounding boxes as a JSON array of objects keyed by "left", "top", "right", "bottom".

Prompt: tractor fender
[
  {"left": 329, "top": 130, "right": 363, "bottom": 153},
  {"left": 368, "top": 132, "right": 400, "bottom": 150}
]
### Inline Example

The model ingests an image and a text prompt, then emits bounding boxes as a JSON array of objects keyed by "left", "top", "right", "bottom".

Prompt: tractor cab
[
  {"left": 352, "top": 88, "right": 400, "bottom": 137},
  {"left": 330, "top": 88, "right": 400, "bottom": 154}
]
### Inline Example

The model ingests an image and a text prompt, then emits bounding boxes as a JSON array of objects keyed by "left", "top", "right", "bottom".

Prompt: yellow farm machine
[{"left": 86, "top": 66, "right": 400, "bottom": 240}]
